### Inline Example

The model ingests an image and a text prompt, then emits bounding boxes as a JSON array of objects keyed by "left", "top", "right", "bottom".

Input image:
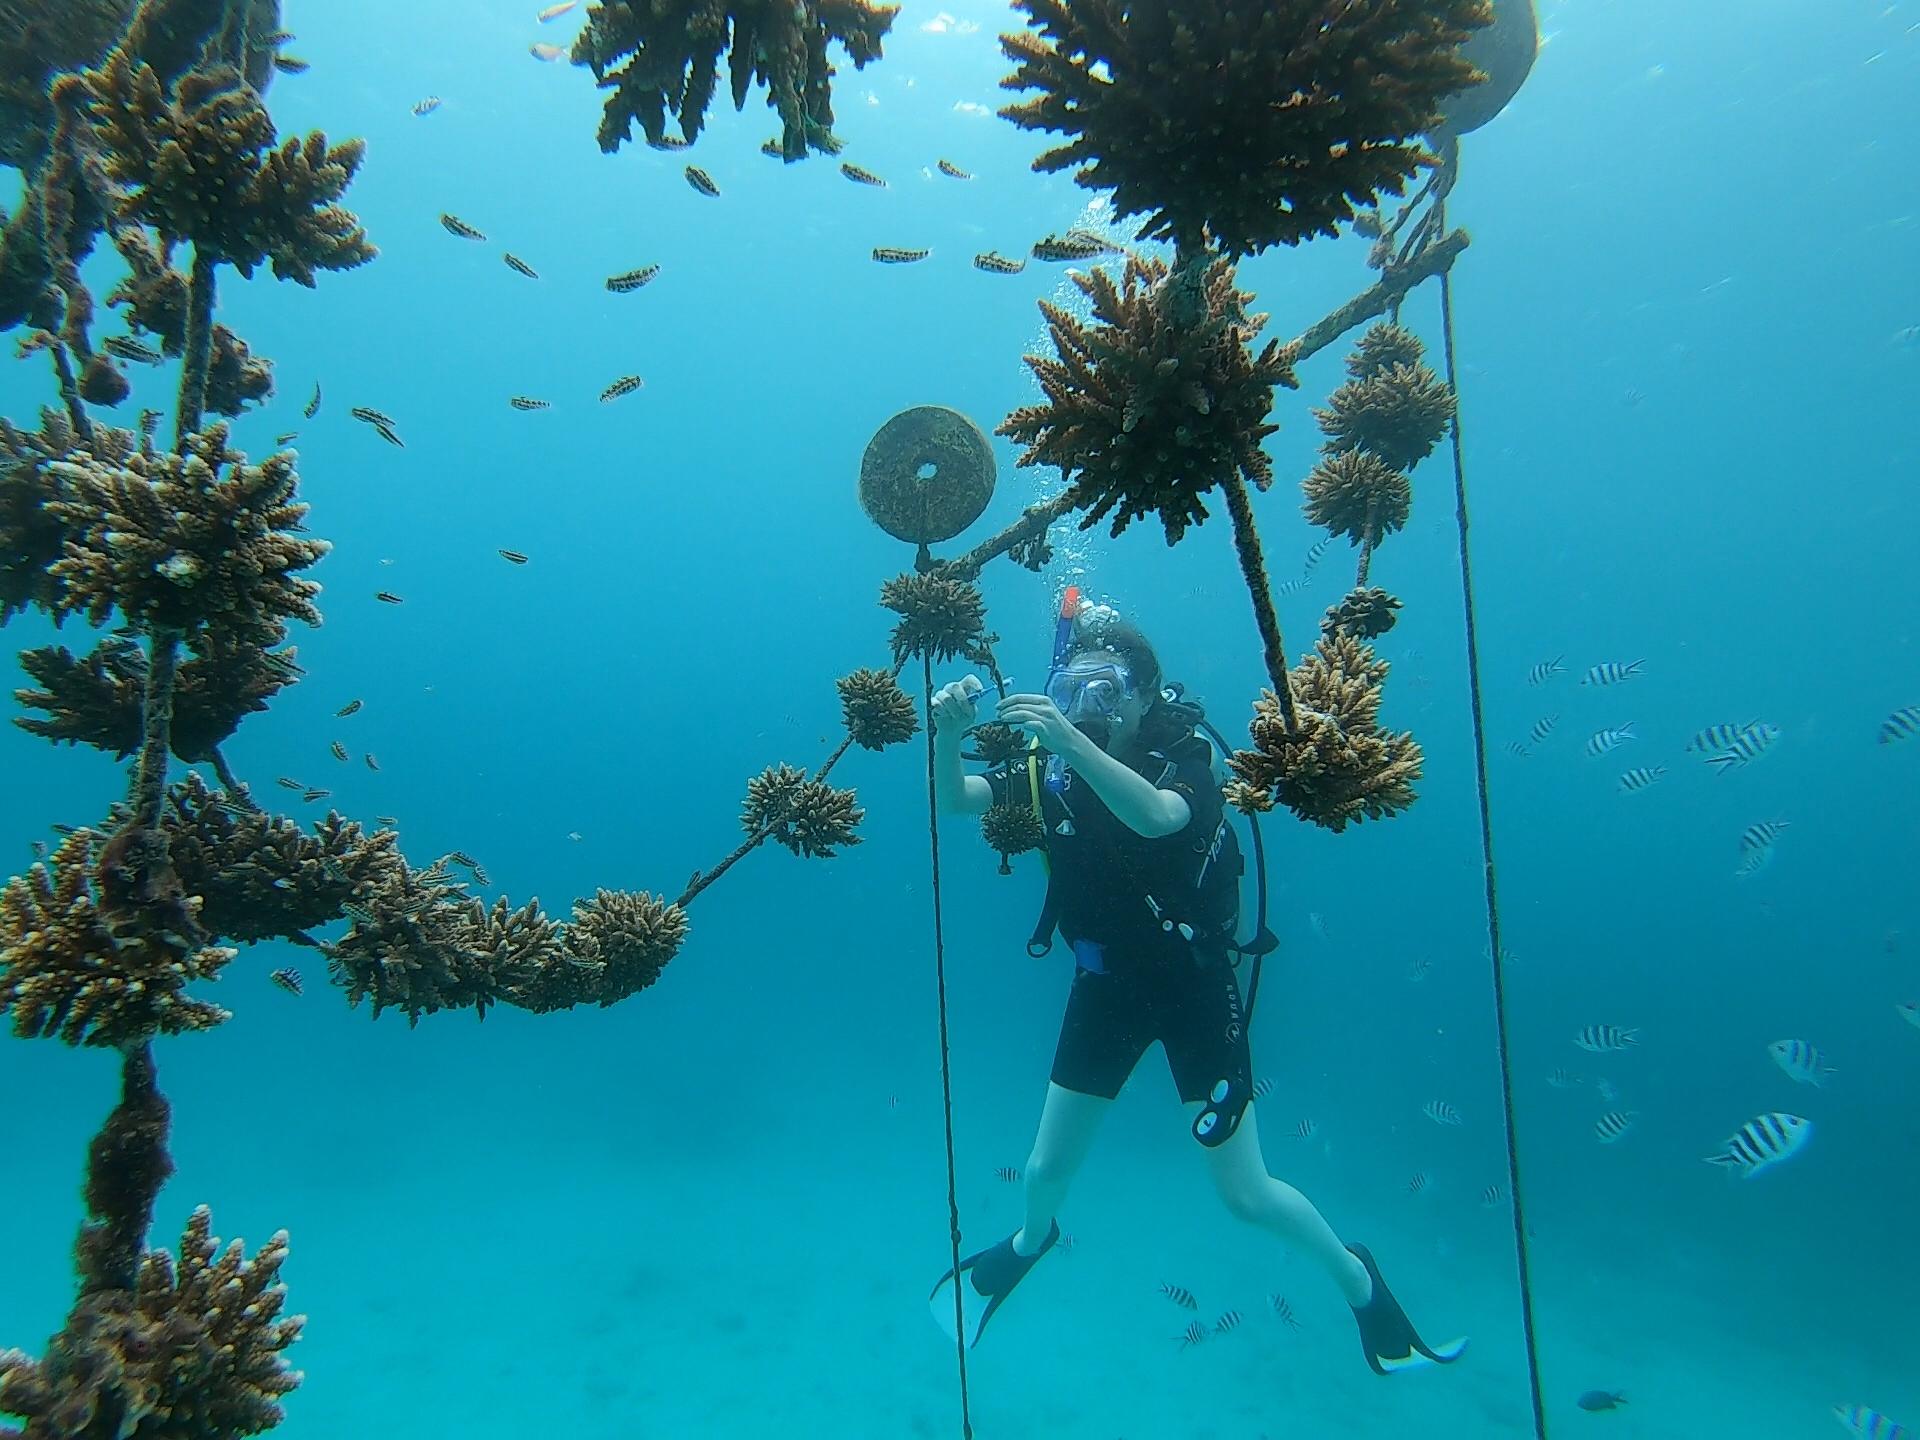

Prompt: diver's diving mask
[{"left": 1045, "top": 657, "right": 1136, "bottom": 724}]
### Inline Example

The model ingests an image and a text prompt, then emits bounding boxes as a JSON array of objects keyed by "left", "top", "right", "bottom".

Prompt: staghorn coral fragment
[
  {"left": 48, "top": 423, "right": 328, "bottom": 647},
  {"left": 981, "top": 801, "right": 1044, "bottom": 862},
  {"left": 0, "top": 407, "right": 94, "bottom": 620},
  {"left": 319, "top": 859, "right": 518, "bottom": 1025},
  {"left": 998, "top": 0, "right": 1490, "bottom": 256},
  {"left": 1300, "top": 449, "right": 1411, "bottom": 544},
  {"left": 0, "top": 828, "right": 234, "bottom": 1047},
  {"left": 560, "top": 888, "right": 688, "bottom": 1007},
  {"left": 1224, "top": 632, "right": 1423, "bottom": 832},
  {"left": 1322, "top": 586, "right": 1403, "bottom": 641},
  {"left": 878, "top": 568, "right": 988, "bottom": 665},
  {"left": 0, "top": 0, "right": 284, "bottom": 170},
  {"left": 60, "top": 49, "right": 373, "bottom": 284},
  {"left": 0, "top": 1204, "right": 303, "bottom": 1440},
  {"left": 1314, "top": 360, "right": 1457, "bottom": 473},
  {"left": 742, "top": 763, "right": 863, "bottom": 858},
  {"left": 14, "top": 631, "right": 302, "bottom": 761},
  {"left": 999, "top": 254, "right": 1296, "bottom": 544},
  {"left": 156, "top": 776, "right": 398, "bottom": 945},
  {"left": 106, "top": 227, "right": 275, "bottom": 416},
  {"left": 836, "top": 666, "right": 918, "bottom": 751},
  {"left": 1347, "top": 322, "right": 1429, "bottom": 381},
  {"left": 572, "top": 0, "right": 898, "bottom": 161},
  {"left": 963, "top": 720, "right": 1029, "bottom": 767}
]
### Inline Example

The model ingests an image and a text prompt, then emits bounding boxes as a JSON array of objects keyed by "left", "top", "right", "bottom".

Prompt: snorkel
[{"left": 1043, "top": 585, "right": 1081, "bottom": 794}]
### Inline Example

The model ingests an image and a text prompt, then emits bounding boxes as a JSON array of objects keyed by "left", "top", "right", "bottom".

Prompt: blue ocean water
[{"left": 2, "top": 1, "right": 1917, "bottom": 1438}]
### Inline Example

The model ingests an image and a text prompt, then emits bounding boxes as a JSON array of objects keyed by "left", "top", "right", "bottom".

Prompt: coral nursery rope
[
  {"left": 921, "top": 656, "right": 976, "bottom": 1439},
  {"left": 1437, "top": 206, "right": 1550, "bottom": 1440}
]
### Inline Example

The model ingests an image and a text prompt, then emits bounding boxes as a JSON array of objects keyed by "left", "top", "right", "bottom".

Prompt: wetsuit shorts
[{"left": 1050, "top": 950, "right": 1253, "bottom": 1104}]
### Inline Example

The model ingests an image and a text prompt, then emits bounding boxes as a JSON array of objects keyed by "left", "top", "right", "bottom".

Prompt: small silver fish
[
  {"left": 1594, "top": 1111, "right": 1637, "bottom": 1144},
  {"left": 1584, "top": 724, "right": 1636, "bottom": 757},
  {"left": 1574, "top": 1024, "right": 1638, "bottom": 1053},
  {"left": 1581, "top": 660, "right": 1644, "bottom": 686},
  {"left": 1705, "top": 722, "right": 1780, "bottom": 771},
  {"left": 1704, "top": 1112, "right": 1811, "bottom": 1178},
  {"left": 1878, "top": 706, "right": 1919, "bottom": 745},
  {"left": 1767, "top": 1039, "right": 1835, "bottom": 1087}
]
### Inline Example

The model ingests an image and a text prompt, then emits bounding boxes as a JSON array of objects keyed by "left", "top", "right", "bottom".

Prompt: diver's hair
[
  {"left": 1071, "top": 615, "right": 1162, "bottom": 696},
  {"left": 1071, "top": 614, "right": 1197, "bottom": 749}
]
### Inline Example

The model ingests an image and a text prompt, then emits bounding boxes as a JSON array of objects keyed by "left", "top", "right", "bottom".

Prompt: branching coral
[
  {"left": 61, "top": 51, "right": 373, "bottom": 284},
  {"left": 1314, "top": 361, "right": 1456, "bottom": 473},
  {"left": 564, "top": 889, "right": 688, "bottom": 1005},
  {"left": 1300, "top": 449, "right": 1411, "bottom": 544},
  {"left": 1224, "top": 632, "right": 1422, "bottom": 832},
  {"left": 108, "top": 228, "right": 272, "bottom": 415},
  {"left": 1000, "top": 254, "right": 1296, "bottom": 544},
  {"left": 156, "top": 778, "right": 395, "bottom": 945},
  {"left": 742, "top": 763, "right": 863, "bottom": 858},
  {"left": 1322, "top": 586, "right": 1403, "bottom": 641},
  {"left": 0, "top": 829, "right": 234, "bottom": 1047},
  {"left": 319, "top": 859, "right": 517, "bottom": 1025},
  {"left": 963, "top": 721, "right": 1029, "bottom": 767},
  {"left": 0, "top": 407, "right": 99, "bottom": 620},
  {"left": 48, "top": 423, "right": 327, "bottom": 646},
  {"left": 15, "top": 632, "right": 301, "bottom": 761},
  {"left": 1347, "top": 322, "right": 1428, "bottom": 381},
  {"left": 878, "top": 568, "right": 988, "bottom": 665},
  {"left": 982, "top": 801, "right": 1045, "bottom": 862},
  {"left": 572, "top": 0, "right": 899, "bottom": 161},
  {"left": 0, "top": 1205, "right": 303, "bottom": 1440},
  {"left": 836, "top": 667, "right": 917, "bottom": 751},
  {"left": 998, "top": 0, "right": 1490, "bottom": 255},
  {"left": 0, "top": 0, "right": 284, "bottom": 171}
]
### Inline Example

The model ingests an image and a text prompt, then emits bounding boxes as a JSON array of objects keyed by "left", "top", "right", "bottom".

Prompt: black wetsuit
[{"left": 1006, "top": 731, "right": 1253, "bottom": 1104}]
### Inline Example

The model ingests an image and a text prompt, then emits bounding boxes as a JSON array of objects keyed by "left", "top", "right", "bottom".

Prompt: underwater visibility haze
[{"left": 0, "top": 0, "right": 1917, "bottom": 1438}]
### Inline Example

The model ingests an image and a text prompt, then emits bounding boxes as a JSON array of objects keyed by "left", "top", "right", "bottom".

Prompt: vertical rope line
[
  {"left": 1437, "top": 211, "right": 1549, "bottom": 1440},
  {"left": 922, "top": 654, "right": 974, "bottom": 1439}
]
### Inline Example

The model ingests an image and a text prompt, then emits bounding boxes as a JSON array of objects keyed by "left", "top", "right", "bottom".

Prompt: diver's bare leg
[
  {"left": 1014, "top": 1082, "right": 1111, "bottom": 1254},
  {"left": 1192, "top": 1100, "right": 1372, "bottom": 1305}
]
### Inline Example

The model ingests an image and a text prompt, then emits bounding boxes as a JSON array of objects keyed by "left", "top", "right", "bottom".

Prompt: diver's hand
[
  {"left": 995, "top": 693, "right": 1085, "bottom": 757},
  {"left": 931, "top": 678, "right": 981, "bottom": 739}
]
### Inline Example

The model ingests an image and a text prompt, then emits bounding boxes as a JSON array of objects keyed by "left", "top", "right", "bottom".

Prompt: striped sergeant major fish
[
  {"left": 1179, "top": 1320, "right": 1208, "bottom": 1349},
  {"left": 1580, "top": 660, "right": 1645, "bottom": 686},
  {"left": 1617, "top": 766, "right": 1666, "bottom": 792},
  {"left": 1422, "top": 1099, "right": 1463, "bottom": 1126},
  {"left": 1574, "top": 1023, "right": 1638, "bottom": 1053},
  {"left": 1880, "top": 705, "right": 1920, "bottom": 745},
  {"left": 1705, "top": 722, "right": 1781, "bottom": 771},
  {"left": 1528, "top": 714, "right": 1559, "bottom": 745},
  {"left": 1686, "top": 720, "right": 1760, "bottom": 752},
  {"left": 1768, "top": 1039, "right": 1836, "bottom": 1087},
  {"left": 1899, "top": 1001, "right": 1920, "bottom": 1032},
  {"left": 1594, "top": 1111, "right": 1636, "bottom": 1144},
  {"left": 1739, "top": 819, "right": 1789, "bottom": 852},
  {"left": 1833, "top": 1403, "right": 1911, "bottom": 1440},
  {"left": 1480, "top": 1183, "right": 1504, "bottom": 1207},
  {"left": 1212, "top": 1310, "right": 1243, "bottom": 1335},
  {"left": 1584, "top": 724, "right": 1636, "bottom": 757},
  {"left": 1526, "top": 656, "right": 1564, "bottom": 685},
  {"left": 1546, "top": 1068, "right": 1581, "bottom": 1088},
  {"left": 1704, "top": 1111, "right": 1812, "bottom": 1178}
]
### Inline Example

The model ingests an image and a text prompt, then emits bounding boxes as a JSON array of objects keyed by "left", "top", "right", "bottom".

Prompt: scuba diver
[{"left": 927, "top": 596, "right": 1465, "bottom": 1377}]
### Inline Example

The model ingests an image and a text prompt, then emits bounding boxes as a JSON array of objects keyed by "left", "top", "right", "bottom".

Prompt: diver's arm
[
  {"left": 935, "top": 727, "right": 995, "bottom": 815},
  {"left": 932, "top": 680, "right": 995, "bottom": 816},
  {"left": 1058, "top": 729, "right": 1191, "bottom": 838}
]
